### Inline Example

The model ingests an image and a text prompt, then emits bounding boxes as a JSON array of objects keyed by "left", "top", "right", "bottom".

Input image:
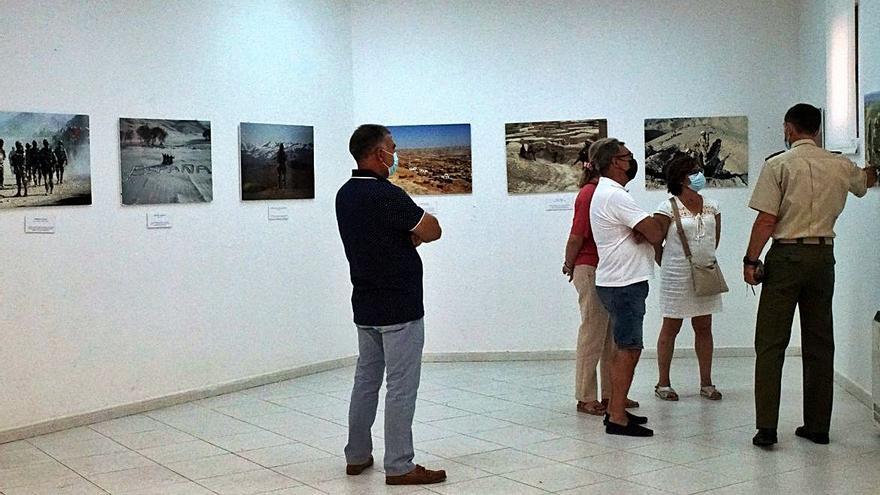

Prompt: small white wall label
[
  {"left": 146, "top": 213, "right": 172, "bottom": 229},
  {"left": 24, "top": 215, "right": 56, "bottom": 234},
  {"left": 268, "top": 206, "right": 289, "bottom": 221},
  {"left": 545, "top": 196, "right": 574, "bottom": 211}
]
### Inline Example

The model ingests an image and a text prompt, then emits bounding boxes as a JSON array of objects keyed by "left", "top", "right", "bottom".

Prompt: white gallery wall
[
  {"left": 351, "top": 0, "right": 809, "bottom": 354},
  {"left": 0, "top": 0, "right": 357, "bottom": 434},
  {"left": 1, "top": 0, "right": 877, "bottom": 436},
  {"left": 799, "top": 0, "right": 880, "bottom": 393}
]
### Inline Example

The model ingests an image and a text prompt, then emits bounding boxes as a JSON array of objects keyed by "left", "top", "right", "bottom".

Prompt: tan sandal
[
  {"left": 577, "top": 400, "right": 606, "bottom": 416},
  {"left": 655, "top": 385, "right": 679, "bottom": 401},
  {"left": 700, "top": 385, "right": 722, "bottom": 400}
]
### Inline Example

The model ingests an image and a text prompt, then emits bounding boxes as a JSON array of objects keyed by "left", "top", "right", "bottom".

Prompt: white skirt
[{"left": 658, "top": 257, "right": 723, "bottom": 318}]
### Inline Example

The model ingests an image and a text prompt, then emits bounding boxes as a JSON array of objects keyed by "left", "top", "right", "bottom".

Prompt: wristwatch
[{"left": 743, "top": 256, "right": 761, "bottom": 266}]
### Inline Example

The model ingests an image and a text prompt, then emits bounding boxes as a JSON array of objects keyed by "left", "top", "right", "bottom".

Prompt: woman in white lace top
[{"left": 652, "top": 154, "right": 723, "bottom": 401}]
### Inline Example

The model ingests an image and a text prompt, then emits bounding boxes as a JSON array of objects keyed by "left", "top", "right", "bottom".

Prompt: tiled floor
[{"left": 1, "top": 356, "right": 878, "bottom": 494}]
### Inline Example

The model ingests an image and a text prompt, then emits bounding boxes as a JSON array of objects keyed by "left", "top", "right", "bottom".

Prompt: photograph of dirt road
[
  {"left": 120, "top": 118, "right": 212, "bottom": 205},
  {"left": 505, "top": 119, "right": 607, "bottom": 194},
  {"left": 387, "top": 123, "right": 471, "bottom": 195},
  {"left": 240, "top": 123, "right": 314, "bottom": 200},
  {"left": 0, "top": 111, "right": 91, "bottom": 208},
  {"left": 644, "top": 116, "right": 748, "bottom": 189}
]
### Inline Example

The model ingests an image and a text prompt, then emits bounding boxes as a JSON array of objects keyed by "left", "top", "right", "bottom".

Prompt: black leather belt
[{"left": 774, "top": 237, "right": 833, "bottom": 245}]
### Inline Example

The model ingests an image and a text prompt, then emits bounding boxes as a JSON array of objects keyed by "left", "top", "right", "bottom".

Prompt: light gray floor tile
[
  {"left": 88, "top": 464, "right": 188, "bottom": 493},
  {"left": 137, "top": 440, "right": 228, "bottom": 464},
  {"left": 427, "top": 475, "right": 547, "bottom": 495},
  {"left": 1, "top": 477, "right": 107, "bottom": 495},
  {"left": 166, "top": 453, "right": 263, "bottom": 480},
  {"left": 90, "top": 415, "right": 166, "bottom": 437},
  {"left": 0, "top": 460, "right": 81, "bottom": 491},
  {"left": 451, "top": 448, "right": 556, "bottom": 475},
  {"left": 626, "top": 465, "right": 742, "bottom": 495},
  {"left": 502, "top": 463, "right": 611, "bottom": 492},
  {"left": 236, "top": 443, "right": 336, "bottom": 468},
  {"left": 63, "top": 450, "right": 156, "bottom": 476},
  {"left": 208, "top": 430, "right": 293, "bottom": 453},
  {"left": 8, "top": 357, "right": 877, "bottom": 495},
  {"left": 195, "top": 468, "right": 301, "bottom": 495}
]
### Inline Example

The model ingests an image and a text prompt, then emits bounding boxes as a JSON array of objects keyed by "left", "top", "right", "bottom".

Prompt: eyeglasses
[{"left": 613, "top": 153, "right": 633, "bottom": 161}]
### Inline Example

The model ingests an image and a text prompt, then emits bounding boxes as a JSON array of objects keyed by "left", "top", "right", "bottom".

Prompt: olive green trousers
[{"left": 754, "top": 243, "right": 835, "bottom": 433}]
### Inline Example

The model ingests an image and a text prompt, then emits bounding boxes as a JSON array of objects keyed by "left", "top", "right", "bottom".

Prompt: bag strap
[{"left": 669, "top": 198, "right": 693, "bottom": 260}]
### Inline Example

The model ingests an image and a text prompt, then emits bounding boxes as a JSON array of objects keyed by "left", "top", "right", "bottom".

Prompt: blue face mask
[
  {"left": 687, "top": 171, "right": 706, "bottom": 192},
  {"left": 382, "top": 150, "right": 399, "bottom": 177}
]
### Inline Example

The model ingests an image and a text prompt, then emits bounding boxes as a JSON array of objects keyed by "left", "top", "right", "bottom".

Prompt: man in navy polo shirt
[{"left": 336, "top": 124, "right": 445, "bottom": 486}]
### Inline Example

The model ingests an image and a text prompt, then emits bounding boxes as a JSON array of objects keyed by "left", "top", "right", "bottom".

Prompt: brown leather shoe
[
  {"left": 385, "top": 464, "right": 447, "bottom": 485},
  {"left": 346, "top": 455, "right": 373, "bottom": 475}
]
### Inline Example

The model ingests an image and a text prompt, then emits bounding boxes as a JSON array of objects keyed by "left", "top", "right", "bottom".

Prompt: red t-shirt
[{"left": 570, "top": 183, "right": 600, "bottom": 267}]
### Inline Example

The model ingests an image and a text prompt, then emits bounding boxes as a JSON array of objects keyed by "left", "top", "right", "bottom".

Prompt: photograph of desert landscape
[
  {"left": 120, "top": 118, "right": 212, "bottom": 205},
  {"left": 505, "top": 119, "right": 607, "bottom": 194},
  {"left": 240, "top": 122, "right": 314, "bottom": 200},
  {"left": 387, "top": 123, "right": 471, "bottom": 195},
  {"left": 0, "top": 111, "right": 91, "bottom": 208},
  {"left": 644, "top": 116, "right": 749, "bottom": 189},
  {"left": 866, "top": 91, "right": 880, "bottom": 177}
]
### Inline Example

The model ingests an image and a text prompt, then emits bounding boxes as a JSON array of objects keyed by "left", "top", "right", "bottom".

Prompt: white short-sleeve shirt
[{"left": 590, "top": 177, "right": 654, "bottom": 287}]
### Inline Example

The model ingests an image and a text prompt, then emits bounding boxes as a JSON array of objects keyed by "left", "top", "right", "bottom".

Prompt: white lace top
[{"left": 654, "top": 196, "right": 723, "bottom": 318}]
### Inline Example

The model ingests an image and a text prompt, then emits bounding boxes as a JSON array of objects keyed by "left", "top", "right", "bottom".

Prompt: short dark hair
[
  {"left": 666, "top": 153, "right": 699, "bottom": 196},
  {"left": 784, "top": 103, "right": 821, "bottom": 135},
  {"left": 589, "top": 138, "right": 625, "bottom": 175},
  {"left": 349, "top": 124, "right": 389, "bottom": 162}
]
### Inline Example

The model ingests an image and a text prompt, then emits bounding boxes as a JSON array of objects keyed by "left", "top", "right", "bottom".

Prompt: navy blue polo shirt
[{"left": 336, "top": 169, "right": 426, "bottom": 326}]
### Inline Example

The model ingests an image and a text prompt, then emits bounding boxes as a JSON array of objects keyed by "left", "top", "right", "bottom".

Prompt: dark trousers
[{"left": 755, "top": 243, "right": 835, "bottom": 433}]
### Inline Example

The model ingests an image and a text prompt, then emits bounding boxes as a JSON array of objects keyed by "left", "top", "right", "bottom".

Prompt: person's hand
[
  {"left": 411, "top": 233, "right": 422, "bottom": 247},
  {"left": 562, "top": 262, "right": 574, "bottom": 283},
  {"left": 744, "top": 264, "right": 759, "bottom": 286}
]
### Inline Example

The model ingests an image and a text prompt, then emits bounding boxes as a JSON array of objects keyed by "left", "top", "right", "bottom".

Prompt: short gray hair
[{"left": 589, "top": 138, "right": 625, "bottom": 175}]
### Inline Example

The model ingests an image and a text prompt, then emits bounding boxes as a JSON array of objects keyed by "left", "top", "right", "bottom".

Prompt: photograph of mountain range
[{"left": 240, "top": 122, "right": 314, "bottom": 200}]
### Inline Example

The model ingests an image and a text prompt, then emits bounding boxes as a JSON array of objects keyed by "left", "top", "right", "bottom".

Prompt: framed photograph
[
  {"left": 505, "top": 119, "right": 607, "bottom": 194},
  {"left": 240, "top": 123, "right": 314, "bottom": 200},
  {"left": 865, "top": 91, "right": 880, "bottom": 170},
  {"left": 120, "top": 118, "right": 212, "bottom": 205},
  {"left": 644, "top": 116, "right": 748, "bottom": 189},
  {"left": 386, "top": 123, "right": 472, "bottom": 195},
  {"left": 0, "top": 111, "right": 91, "bottom": 207}
]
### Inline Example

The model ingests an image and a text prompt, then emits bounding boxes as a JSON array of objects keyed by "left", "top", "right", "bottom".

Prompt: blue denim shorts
[{"left": 595, "top": 281, "right": 649, "bottom": 350}]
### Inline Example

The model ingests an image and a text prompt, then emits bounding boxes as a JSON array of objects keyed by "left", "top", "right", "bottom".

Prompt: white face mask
[{"left": 381, "top": 149, "right": 399, "bottom": 176}]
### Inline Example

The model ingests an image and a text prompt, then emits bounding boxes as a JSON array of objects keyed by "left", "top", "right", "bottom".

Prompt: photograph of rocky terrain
[
  {"left": 387, "top": 124, "right": 471, "bottom": 195},
  {"left": 240, "top": 123, "right": 314, "bottom": 200},
  {"left": 644, "top": 116, "right": 748, "bottom": 189},
  {"left": 120, "top": 118, "right": 212, "bottom": 205},
  {"left": 505, "top": 119, "right": 607, "bottom": 194}
]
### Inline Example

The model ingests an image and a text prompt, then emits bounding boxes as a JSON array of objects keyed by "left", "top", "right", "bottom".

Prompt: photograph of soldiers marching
[{"left": 0, "top": 111, "right": 91, "bottom": 207}]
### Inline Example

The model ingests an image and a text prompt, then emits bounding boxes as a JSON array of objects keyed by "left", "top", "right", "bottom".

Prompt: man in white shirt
[{"left": 589, "top": 138, "right": 663, "bottom": 437}]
